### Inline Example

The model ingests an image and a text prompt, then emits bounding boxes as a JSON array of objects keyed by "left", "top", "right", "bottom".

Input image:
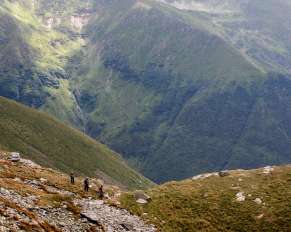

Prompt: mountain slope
[
  {"left": 0, "top": 0, "right": 86, "bottom": 125},
  {"left": 0, "top": 151, "right": 156, "bottom": 231},
  {"left": 121, "top": 165, "right": 291, "bottom": 232},
  {"left": 1, "top": 0, "right": 291, "bottom": 183},
  {"left": 0, "top": 97, "right": 153, "bottom": 189},
  {"left": 69, "top": 0, "right": 291, "bottom": 182},
  {"left": 0, "top": 151, "right": 290, "bottom": 231},
  {"left": 159, "top": 0, "right": 291, "bottom": 74}
]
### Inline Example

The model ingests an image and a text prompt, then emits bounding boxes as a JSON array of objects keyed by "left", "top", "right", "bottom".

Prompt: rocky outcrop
[
  {"left": 192, "top": 172, "right": 219, "bottom": 180},
  {"left": 134, "top": 190, "right": 151, "bottom": 204},
  {"left": 76, "top": 198, "right": 156, "bottom": 231},
  {"left": 0, "top": 152, "right": 156, "bottom": 232}
]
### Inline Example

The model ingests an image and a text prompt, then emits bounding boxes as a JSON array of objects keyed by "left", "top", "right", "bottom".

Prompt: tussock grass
[{"left": 121, "top": 166, "right": 291, "bottom": 232}]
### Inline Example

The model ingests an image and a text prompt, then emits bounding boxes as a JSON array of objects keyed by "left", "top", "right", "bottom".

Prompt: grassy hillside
[
  {"left": 0, "top": 0, "right": 85, "bottom": 125},
  {"left": 1, "top": 0, "right": 291, "bottom": 184},
  {"left": 70, "top": 0, "right": 291, "bottom": 182},
  {"left": 121, "top": 165, "right": 291, "bottom": 231},
  {"left": 0, "top": 97, "right": 153, "bottom": 189}
]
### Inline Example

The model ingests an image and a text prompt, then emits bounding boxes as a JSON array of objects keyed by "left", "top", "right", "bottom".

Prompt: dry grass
[
  {"left": 121, "top": 165, "right": 291, "bottom": 232},
  {"left": 0, "top": 195, "right": 61, "bottom": 232}
]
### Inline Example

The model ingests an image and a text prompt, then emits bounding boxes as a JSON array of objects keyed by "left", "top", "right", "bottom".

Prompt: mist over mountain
[{"left": 1, "top": 0, "right": 291, "bottom": 183}]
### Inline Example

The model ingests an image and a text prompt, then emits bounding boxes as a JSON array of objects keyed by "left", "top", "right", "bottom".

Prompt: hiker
[
  {"left": 84, "top": 177, "right": 89, "bottom": 192},
  {"left": 98, "top": 185, "right": 104, "bottom": 199},
  {"left": 70, "top": 172, "right": 75, "bottom": 184}
]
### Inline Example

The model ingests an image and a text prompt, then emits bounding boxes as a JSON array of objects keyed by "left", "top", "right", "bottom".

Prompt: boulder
[
  {"left": 262, "top": 166, "right": 274, "bottom": 174},
  {"left": 192, "top": 172, "right": 218, "bottom": 180},
  {"left": 218, "top": 171, "right": 230, "bottom": 177},
  {"left": 20, "top": 159, "right": 41, "bottom": 168},
  {"left": 10, "top": 152, "right": 20, "bottom": 162},
  {"left": 235, "top": 192, "right": 245, "bottom": 202},
  {"left": 254, "top": 198, "right": 262, "bottom": 205},
  {"left": 134, "top": 190, "right": 151, "bottom": 201},
  {"left": 134, "top": 190, "right": 151, "bottom": 204},
  {"left": 136, "top": 199, "right": 148, "bottom": 204}
]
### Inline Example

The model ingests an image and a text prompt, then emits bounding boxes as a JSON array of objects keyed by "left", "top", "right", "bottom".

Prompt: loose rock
[
  {"left": 76, "top": 198, "right": 156, "bottom": 231},
  {"left": 262, "top": 166, "right": 274, "bottom": 174},
  {"left": 192, "top": 172, "right": 218, "bottom": 180},
  {"left": 235, "top": 192, "right": 245, "bottom": 202},
  {"left": 254, "top": 198, "right": 262, "bottom": 205},
  {"left": 218, "top": 171, "right": 230, "bottom": 177}
]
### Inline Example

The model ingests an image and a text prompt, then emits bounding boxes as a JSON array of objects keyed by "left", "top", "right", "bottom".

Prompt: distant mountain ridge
[
  {"left": 159, "top": 0, "right": 291, "bottom": 74},
  {"left": 1, "top": 0, "right": 291, "bottom": 183}
]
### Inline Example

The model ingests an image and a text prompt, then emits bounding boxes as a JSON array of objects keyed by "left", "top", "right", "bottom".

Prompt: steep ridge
[
  {"left": 0, "top": 97, "right": 153, "bottom": 189},
  {"left": 159, "top": 0, "right": 291, "bottom": 74}
]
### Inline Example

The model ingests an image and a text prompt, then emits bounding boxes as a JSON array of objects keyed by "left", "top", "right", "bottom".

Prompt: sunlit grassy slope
[
  {"left": 0, "top": 97, "right": 153, "bottom": 189},
  {"left": 0, "top": 0, "right": 84, "bottom": 122},
  {"left": 121, "top": 165, "right": 291, "bottom": 231}
]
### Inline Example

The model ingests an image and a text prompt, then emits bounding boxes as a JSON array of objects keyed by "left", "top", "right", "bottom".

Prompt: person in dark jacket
[
  {"left": 70, "top": 172, "right": 75, "bottom": 184},
  {"left": 84, "top": 177, "right": 89, "bottom": 192},
  {"left": 98, "top": 185, "right": 104, "bottom": 199}
]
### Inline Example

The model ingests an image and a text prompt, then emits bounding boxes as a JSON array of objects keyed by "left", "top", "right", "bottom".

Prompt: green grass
[
  {"left": 1, "top": 0, "right": 291, "bottom": 186},
  {"left": 121, "top": 165, "right": 291, "bottom": 231},
  {"left": 0, "top": 0, "right": 85, "bottom": 111},
  {"left": 0, "top": 97, "right": 154, "bottom": 189},
  {"left": 71, "top": 0, "right": 269, "bottom": 183},
  {"left": 2, "top": 0, "right": 84, "bottom": 71},
  {"left": 41, "top": 79, "right": 85, "bottom": 128}
]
